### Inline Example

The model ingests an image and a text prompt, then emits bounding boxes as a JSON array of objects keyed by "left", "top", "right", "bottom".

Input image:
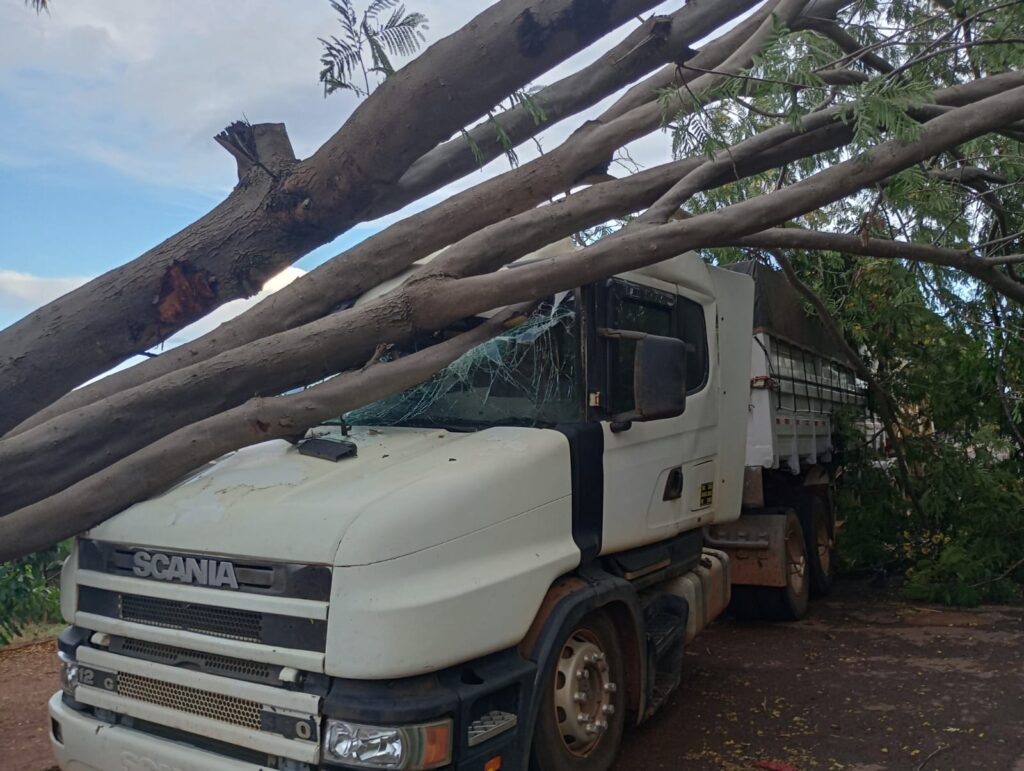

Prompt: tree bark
[
  {"left": 4, "top": 82, "right": 1023, "bottom": 521},
  {"left": 0, "top": 0, "right": 664, "bottom": 433},
  {"left": 731, "top": 229, "right": 1024, "bottom": 304},
  {"left": 367, "top": 0, "right": 764, "bottom": 218},
  {"left": 11, "top": 9, "right": 779, "bottom": 436},
  {"left": 0, "top": 111, "right": 868, "bottom": 517},
  {"left": 0, "top": 307, "right": 527, "bottom": 563}
]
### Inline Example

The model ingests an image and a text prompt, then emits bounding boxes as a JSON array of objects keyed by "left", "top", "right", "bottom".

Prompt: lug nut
[
  {"left": 602, "top": 704, "right": 615, "bottom": 715},
  {"left": 577, "top": 713, "right": 591, "bottom": 724},
  {"left": 594, "top": 720, "right": 608, "bottom": 732},
  {"left": 575, "top": 669, "right": 585, "bottom": 680},
  {"left": 573, "top": 691, "right": 587, "bottom": 703},
  {"left": 603, "top": 682, "right": 618, "bottom": 693}
]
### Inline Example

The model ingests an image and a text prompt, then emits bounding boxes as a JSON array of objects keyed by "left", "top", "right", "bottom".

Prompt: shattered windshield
[{"left": 345, "top": 293, "right": 584, "bottom": 429}]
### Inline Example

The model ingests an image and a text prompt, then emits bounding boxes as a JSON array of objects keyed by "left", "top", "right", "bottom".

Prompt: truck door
[{"left": 596, "top": 276, "right": 718, "bottom": 554}]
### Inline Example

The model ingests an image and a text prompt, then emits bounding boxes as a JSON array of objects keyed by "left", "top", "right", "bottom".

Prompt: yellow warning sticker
[{"left": 699, "top": 482, "right": 714, "bottom": 507}]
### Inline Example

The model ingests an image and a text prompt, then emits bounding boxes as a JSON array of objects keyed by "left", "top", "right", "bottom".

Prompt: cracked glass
[{"left": 345, "top": 293, "right": 584, "bottom": 429}]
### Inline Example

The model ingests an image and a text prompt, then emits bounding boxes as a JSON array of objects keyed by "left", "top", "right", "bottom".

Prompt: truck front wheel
[{"left": 530, "top": 610, "right": 625, "bottom": 771}]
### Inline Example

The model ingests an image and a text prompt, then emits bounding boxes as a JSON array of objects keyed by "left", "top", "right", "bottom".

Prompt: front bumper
[
  {"left": 49, "top": 692, "right": 260, "bottom": 771},
  {"left": 50, "top": 639, "right": 538, "bottom": 771}
]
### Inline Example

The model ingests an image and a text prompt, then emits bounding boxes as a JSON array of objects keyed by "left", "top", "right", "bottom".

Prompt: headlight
[
  {"left": 322, "top": 718, "right": 452, "bottom": 770},
  {"left": 58, "top": 651, "right": 79, "bottom": 697}
]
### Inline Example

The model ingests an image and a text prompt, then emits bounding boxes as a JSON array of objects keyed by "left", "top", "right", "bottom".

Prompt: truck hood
[{"left": 86, "top": 425, "right": 571, "bottom": 566}]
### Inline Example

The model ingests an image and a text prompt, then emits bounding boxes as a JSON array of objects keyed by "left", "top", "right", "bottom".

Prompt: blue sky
[{"left": 0, "top": 0, "right": 693, "bottom": 345}]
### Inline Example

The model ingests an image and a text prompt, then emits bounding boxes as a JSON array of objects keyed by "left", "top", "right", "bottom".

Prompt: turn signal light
[{"left": 420, "top": 721, "right": 452, "bottom": 768}]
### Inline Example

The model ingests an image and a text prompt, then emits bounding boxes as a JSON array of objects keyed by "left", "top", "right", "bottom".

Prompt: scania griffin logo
[{"left": 132, "top": 550, "right": 239, "bottom": 589}]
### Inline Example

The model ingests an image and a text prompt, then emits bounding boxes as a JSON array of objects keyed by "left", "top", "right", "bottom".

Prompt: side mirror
[{"left": 601, "top": 329, "right": 688, "bottom": 422}]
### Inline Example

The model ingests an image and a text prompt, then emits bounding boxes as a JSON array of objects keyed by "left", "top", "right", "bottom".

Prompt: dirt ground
[
  {"left": 2, "top": 581, "right": 1021, "bottom": 771},
  {"left": 0, "top": 638, "right": 58, "bottom": 771},
  {"left": 613, "top": 582, "right": 1024, "bottom": 771}
]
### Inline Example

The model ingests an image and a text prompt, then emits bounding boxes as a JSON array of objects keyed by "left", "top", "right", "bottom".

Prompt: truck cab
[{"left": 50, "top": 252, "right": 759, "bottom": 771}]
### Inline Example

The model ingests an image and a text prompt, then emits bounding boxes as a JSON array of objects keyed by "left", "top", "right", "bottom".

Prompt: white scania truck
[{"left": 49, "top": 251, "right": 864, "bottom": 771}]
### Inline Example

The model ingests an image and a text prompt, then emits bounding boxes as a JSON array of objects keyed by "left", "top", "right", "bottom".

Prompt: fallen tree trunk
[
  {"left": 6, "top": 72, "right": 1022, "bottom": 517},
  {"left": 10, "top": 5, "right": 784, "bottom": 436},
  {"left": 367, "top": 0, "right": 765, "bottom": 217},
  {"left": 0, "top": 306, "right": 529, "bottom": 562},
  {"left": 0, "top": 110, "right": 866, "bottom": 516},
  {"left": 0, "top": 0, "right": 664, "bottom": 433},
  {"left": 3, "top": 84, "right": 1023, "bottom": 553}
]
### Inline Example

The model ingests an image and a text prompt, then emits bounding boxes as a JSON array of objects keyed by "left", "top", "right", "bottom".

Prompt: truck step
[
  {"left": 647, "top": 671, "right": 681, "bottom": 715},
  {"left": 644, "top": 605, "right": 687, "bottom": 660},
  {"left": 642, "top": 593, "right": 688, "bottom": 717}
]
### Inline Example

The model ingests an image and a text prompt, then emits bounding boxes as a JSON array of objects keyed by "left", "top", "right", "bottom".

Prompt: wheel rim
[
  {"left": 552, "top": 628, "right": 617, "bottom": 756},
  {"left": 814, "top": 511, "right": 833, "bottom": 576},
  {"left": 785, "top": 520, "right": 808, "bottom": 597}
]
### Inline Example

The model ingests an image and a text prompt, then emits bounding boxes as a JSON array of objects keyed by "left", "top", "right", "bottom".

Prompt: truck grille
[
  {"left": 120, "top": 594, "right": 263, "bottom": 643},
  {"left": 117, "top": 671, "right": 263, "bottom": 731},
  {"left": 78, "top": 586, "right": 329, "bottom": 652},
  {"left": 118, "top": 638, "right": 274, "bottom": 682}
]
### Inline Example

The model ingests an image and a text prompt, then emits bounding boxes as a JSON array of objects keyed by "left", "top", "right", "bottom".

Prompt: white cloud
[
  {"left": 0, "top": 1, "right": 690, "bottom": 197},
  {"left": 0, "top": 270, "right": 90, "bottom": 320},
  {"left": 0, "top": 2, "right": 520, "bottom": 194}
]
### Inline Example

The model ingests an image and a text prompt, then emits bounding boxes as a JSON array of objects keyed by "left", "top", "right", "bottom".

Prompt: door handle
[{"left": 663, "top": 467, "right": 683, "bottom": 501}]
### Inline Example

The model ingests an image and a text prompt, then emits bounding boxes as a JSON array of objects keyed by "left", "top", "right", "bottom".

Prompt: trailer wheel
[
  {"left": 728, "top": 513, "right": 810, "bottom": 621},
  {"left": 800, "top": 495, "right": 835, "bottom": 597},
  {"left": 758, "top": 512, "right": 810, "bottom": 621},
  {"left": 530, "top": 610, "right": 625, "bottom": 771}
]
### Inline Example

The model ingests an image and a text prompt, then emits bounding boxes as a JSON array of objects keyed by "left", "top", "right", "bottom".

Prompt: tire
[
  {"left": 756, "top": 511, "right": 810, "bottom": 621},
  {"left": 530, "top": 610, "right": 626, "bottom": 771},
  {"left": 728, "top": 585, "right": 764, "bottom": 621},
  {"left": 799, "top": 494, "right": 835, "bottom": 597}
]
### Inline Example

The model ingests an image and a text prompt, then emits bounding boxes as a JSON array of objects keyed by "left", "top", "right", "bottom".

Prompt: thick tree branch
[
  {"left": 598, "top": 9, "right": 772, "bottom": 122},
  {"left": 5, "top": 81, "right": 1024, "bottom": 519},
  {"left": 0, "top": 0, "right": 663, "bottom": 434},
  {"left": 371, "top": 0, "right": 764, "bottom": 217},
  {"left": 10, "top": 8, "right": 797, "bottom": 437},
  {"left": 731, "top": 229, "right": 1024, "bottom": 304},
  {"left": 0, "top": 307, "right": 528, "bottom": 563},
  {"left": 987, "top": 253, "right": 1024, "bottom": 266},
  {"left": 1, "top": 121, "right": 869, "bottom": 515},
  {"left": 639, "top": 106, "right": 844, "bottom": 224},
  {"left": 437, "top": 83, "right": 1024, "bottom": 324},
  {"left": 13, "top": 69, "right": 1021, "bottom": 444}
]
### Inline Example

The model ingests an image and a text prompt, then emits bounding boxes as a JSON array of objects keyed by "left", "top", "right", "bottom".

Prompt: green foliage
[
  {"left": 780, "top": 249, "right": 1024, "bottom": 606},
  {"left": 319, "top": 0, "right": 428, "bottom": 97},
  {"left": 847, "top": 76, "right": 932, "bottom": 152},
  {"left": 0, "top": 542, "right": 68, "bottom": 645},
  {"left": 837, "top": 436, "right": 1024, "bottom": 606},
  {"left": 486, "top": 86, "right": 550, "bottom": 169}
]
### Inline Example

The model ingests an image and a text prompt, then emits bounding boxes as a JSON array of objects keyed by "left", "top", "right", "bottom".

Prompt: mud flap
[{"left": 704, "top": 512, "right": 789, "bottom": 588}]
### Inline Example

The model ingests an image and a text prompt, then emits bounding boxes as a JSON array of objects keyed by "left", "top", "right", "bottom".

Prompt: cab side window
[
  {"left": 609, "top": 295, "right": 674, "bottom": 415},
  {"left": 606, "top": 281, "right": 709, "bottom": 415},
  {"left": 678, "top": 295, "right": 709, "bottom": 394}
]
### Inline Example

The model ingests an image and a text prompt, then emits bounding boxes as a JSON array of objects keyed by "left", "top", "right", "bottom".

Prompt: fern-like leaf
[
  {"left": 364, "top": 0, "right": 401, "bottom": 23},
  {"left": 376, "top": 7, "right": 428, "bottom": 57}
]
